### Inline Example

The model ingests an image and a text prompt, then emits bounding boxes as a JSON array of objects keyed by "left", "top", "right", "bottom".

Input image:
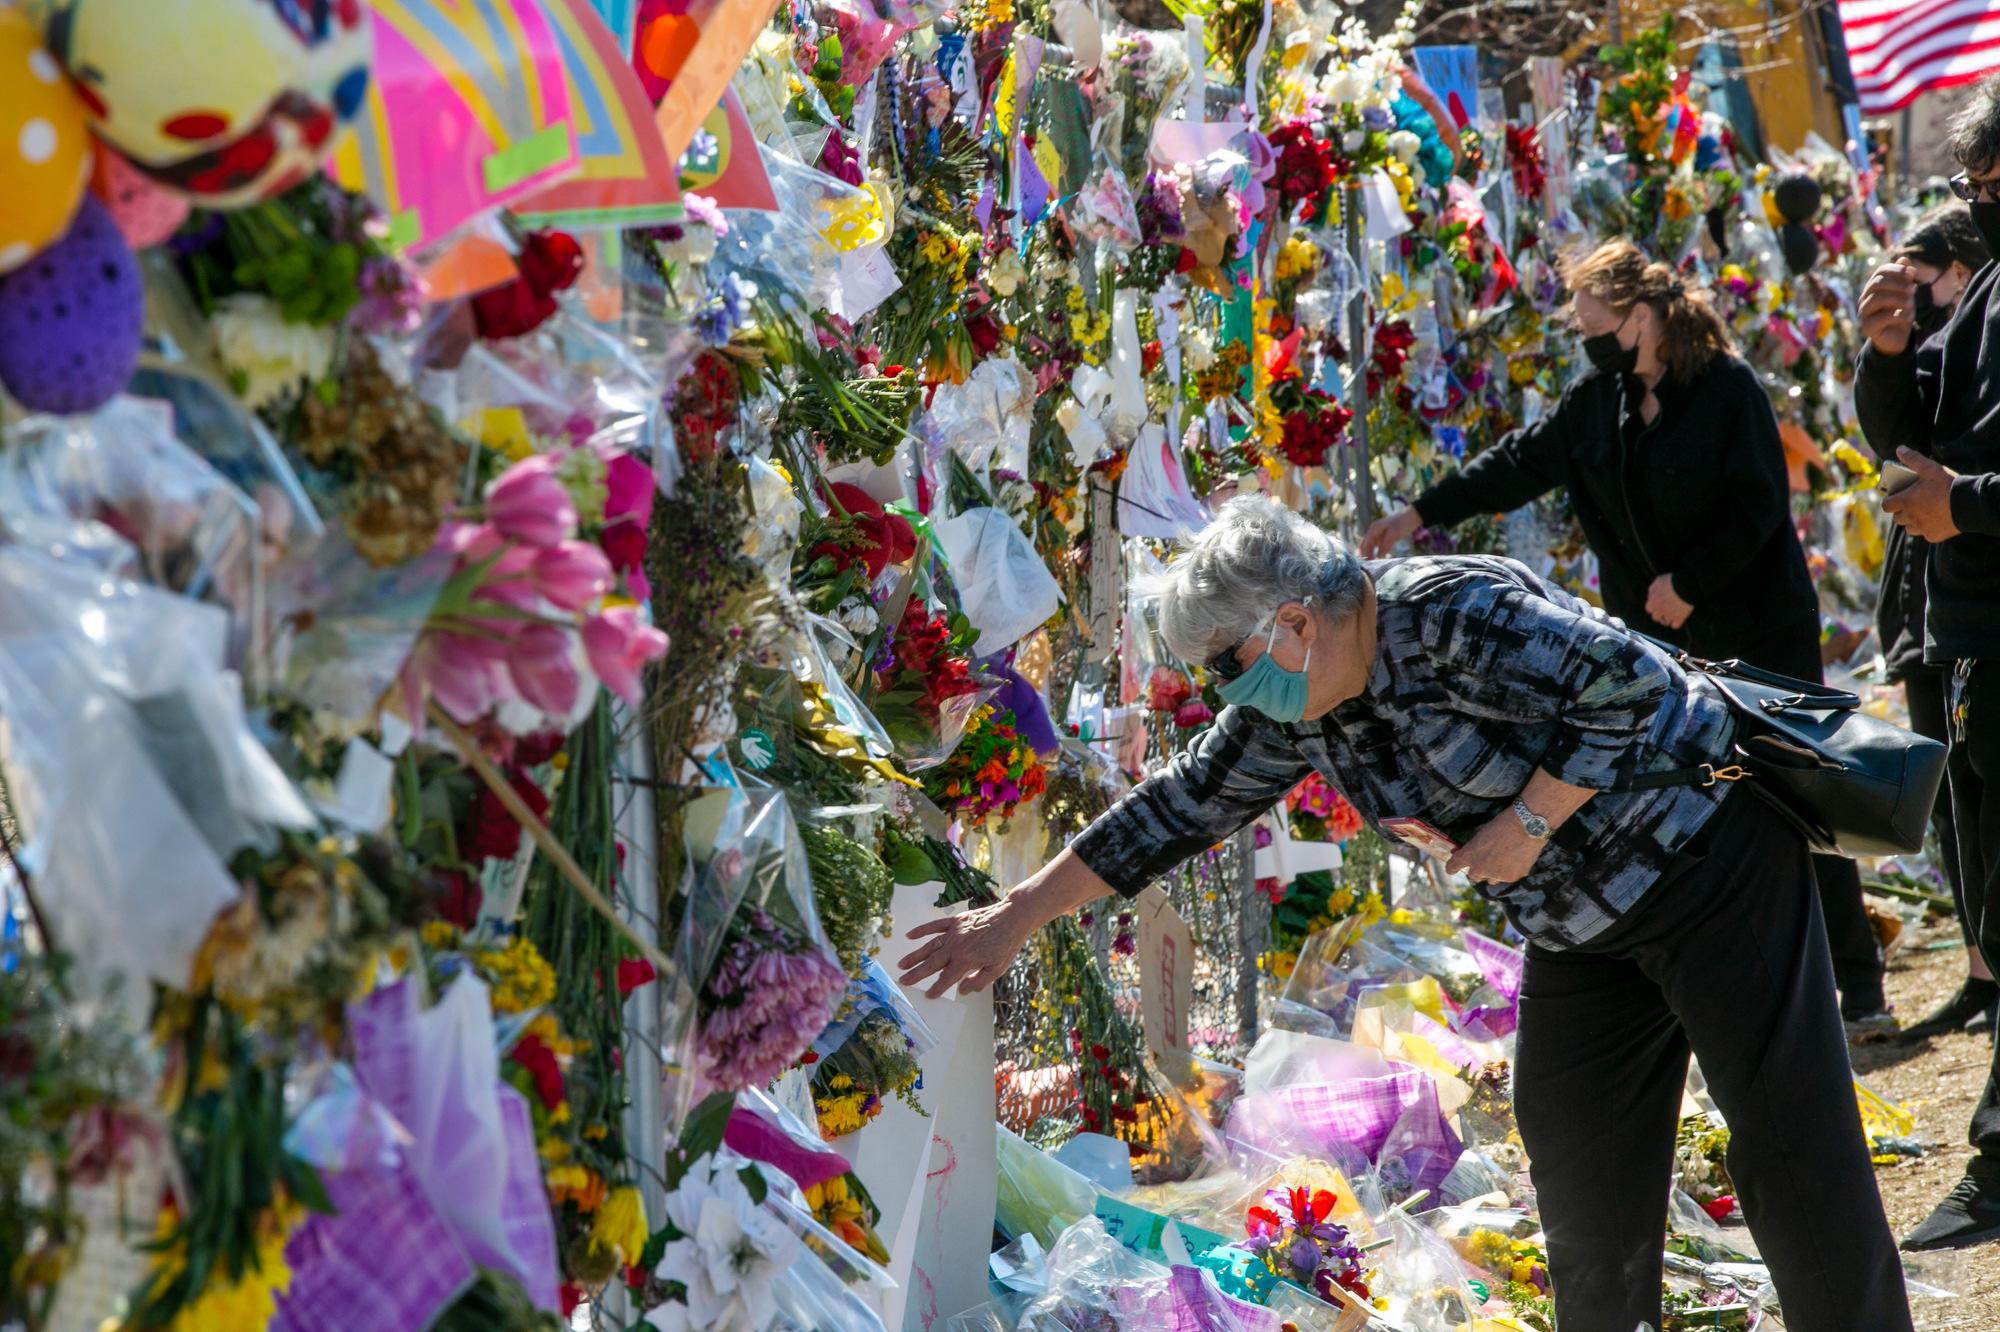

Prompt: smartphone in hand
[{"left": 1879, "top": 461, "right": 1921, "bottom": 496}]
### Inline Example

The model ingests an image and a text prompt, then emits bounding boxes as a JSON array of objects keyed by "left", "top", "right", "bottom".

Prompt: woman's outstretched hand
[
  {"left": 897, "top": 896, "right": 1035, "bottom": 998},
  {"left": 898, "top": 848, "right": 1113, "bottom": 999}
]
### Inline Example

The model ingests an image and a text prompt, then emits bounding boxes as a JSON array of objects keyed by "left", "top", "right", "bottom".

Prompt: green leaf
[
  {"left": 889, "top": 838, "right": 940, "bottom": 885},
  {"left": 677, "top": 1090, "right": 735, "bottom": 1162},
  {"left": 740, "top": 1164, "right": 769, "bottom": 1204}
]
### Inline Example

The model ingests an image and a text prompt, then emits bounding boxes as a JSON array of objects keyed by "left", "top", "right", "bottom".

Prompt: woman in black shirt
[{"left": 1362, "top": 239, "right": 1887, "bottom": 1022}]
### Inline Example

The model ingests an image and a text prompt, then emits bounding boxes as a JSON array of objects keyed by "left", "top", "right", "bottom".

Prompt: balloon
[
  {"left": 39, "top": 0, "right": 371, "bottom": 206},
  {"left": 1780, "top": 220, "right": 1820, "bottom": 275},
  {"left": 90, "top": 145, "right": 190, "bottom": 248},
  {"left": 1771, "top": 171, "right": 1824, "bottom": 225},
  {"left": 0, "top": 196, "right": 144, "bottom": 414},
  {"left": 0, "top": 8, "right": 92, "bottom": 273}
]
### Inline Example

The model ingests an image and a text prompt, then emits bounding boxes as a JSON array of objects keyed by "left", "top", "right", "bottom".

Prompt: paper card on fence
[
  {"left": 1134, "top": 885, "right": 1195, "bottom": 1077},
  {"left": 1117, "top": 422, "right": 1210, "bottom": 539}
]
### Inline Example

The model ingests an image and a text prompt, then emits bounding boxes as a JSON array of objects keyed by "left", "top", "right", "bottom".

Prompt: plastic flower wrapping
[{"left": 0, "top": 0, "right": 1935, "bottom": 1328}]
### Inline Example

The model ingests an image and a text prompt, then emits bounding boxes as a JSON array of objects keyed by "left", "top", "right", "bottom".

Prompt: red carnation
[{"left": 510, "top": 1033, "right": 565, "bottom": 1110}]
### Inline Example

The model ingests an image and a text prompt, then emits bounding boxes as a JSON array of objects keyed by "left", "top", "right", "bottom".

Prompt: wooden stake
[{"left": 429, "top": 704, "right": 676, "bottom": 979}]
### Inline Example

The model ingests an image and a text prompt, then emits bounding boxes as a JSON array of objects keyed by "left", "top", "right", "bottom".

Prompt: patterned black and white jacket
[{"left": 1072, "top": 555, "right": 1741, "bottom": 949}]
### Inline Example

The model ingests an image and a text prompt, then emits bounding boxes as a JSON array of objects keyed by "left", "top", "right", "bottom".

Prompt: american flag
[{"left": 1839, "top": 0, "right": 2000, "bottom": 115}]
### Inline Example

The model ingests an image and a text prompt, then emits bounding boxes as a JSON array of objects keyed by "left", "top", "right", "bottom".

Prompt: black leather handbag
[{"left": 1618, "top": 652, "right": 1947, "bottom": 858}]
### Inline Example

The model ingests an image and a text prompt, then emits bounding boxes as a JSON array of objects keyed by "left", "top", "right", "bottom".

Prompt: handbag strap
[{"left": 1612, "top": 760, "right": 1751, "bottom": 793}]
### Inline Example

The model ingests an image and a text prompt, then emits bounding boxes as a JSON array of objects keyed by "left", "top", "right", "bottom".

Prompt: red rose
[
  {"left": 433, "top": 870, "right": 482, "bottom": 930},
  {"left": 600, "top": 520, "right": 647, "bottom": 573},
  {"left": 810, "top": 482, "right": 917, "bottom": 580},
  {"left": 617, "top": 958, "right": 657, "bottom": 995},
  {"left": 472, "top": 231, "right": 585, "bottom": 340},
  {"left": 461, "top": 766, "right": 550, "bottom": 864}
]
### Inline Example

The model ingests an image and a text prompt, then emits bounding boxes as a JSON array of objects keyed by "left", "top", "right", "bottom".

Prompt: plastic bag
[
  {"left": 663, "top": 779, "right": 841, "bottom": 1128},
  {"left": 0, "top": 396, "right": 266, "bottom": 613},
  {"left": 266, "top": 529, "right": 454, "bottom": 724},
  {"left": 1227, "top": 1073, "right": 1463, "bottom": 1205},
  {"left": 933, "top": 507, "right": 1063, "bottom": 655},
  {"left": 348, "top": 974, "right": 561, "bottom": 1310},
  {"left": 1013, "top": 1218, "right": 1279, "bottom": 1332},
  {"left": 0, "top": 546, "right": 318, "bottom": 999},
  {"left": 926, "top": 355, "right": 1034, "bottom": 480},
  {"left": 996, "top": 1124, "right": 1098, "bottom": 1246}
]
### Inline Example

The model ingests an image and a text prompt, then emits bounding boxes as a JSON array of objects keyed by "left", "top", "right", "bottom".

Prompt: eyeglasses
[
  {"left": 1207, "top": 604, "right": 1306, "bottom": 681},
  {"left": 1207, "top": 638, "right": 1253, "bottom": 683},
  {"left": 1949, "top": 171, "right": 2000, "bottom": 203}
]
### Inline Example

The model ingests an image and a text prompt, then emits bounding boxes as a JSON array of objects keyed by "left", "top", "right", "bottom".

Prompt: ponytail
[{"left": 1561, "top": 239, "right": 1732, "bottom": 383}]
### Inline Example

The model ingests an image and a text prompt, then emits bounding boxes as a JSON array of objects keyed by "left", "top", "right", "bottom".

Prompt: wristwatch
[{"left": 1512, "top": 799, "right": 1552, "bottom": 841}]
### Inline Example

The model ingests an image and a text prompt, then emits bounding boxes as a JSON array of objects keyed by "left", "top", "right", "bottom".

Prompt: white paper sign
[
  {"left": 1134, "top": 886, "right": 1195, "bottom": 1079},
  {"left": 1116, "top": 422, "right": 1210, "bottom": 538}
]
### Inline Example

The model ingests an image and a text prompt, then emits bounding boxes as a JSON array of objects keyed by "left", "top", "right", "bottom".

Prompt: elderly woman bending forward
[{"left": 899, "top": 497, "right": 1910, "bottom": 1332}]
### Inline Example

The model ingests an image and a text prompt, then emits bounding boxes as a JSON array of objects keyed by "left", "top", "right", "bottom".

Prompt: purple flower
[
  {"left": 698, "top": 911, "right": 845, "bottom": 1091},
  {"left": 1362, "top": 104, "right": 1394, "bottom": 132}
]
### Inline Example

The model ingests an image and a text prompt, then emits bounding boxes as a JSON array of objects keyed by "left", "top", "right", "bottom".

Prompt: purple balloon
[{"left": 0, "top": 196, "right": 143, "bottom": 415}]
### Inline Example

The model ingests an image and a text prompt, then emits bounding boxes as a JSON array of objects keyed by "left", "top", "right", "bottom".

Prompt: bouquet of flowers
[
  {"left": 1288, "top": 773, "right": 1365, "bottom": 844},
  {"left": 1243, "top": 1183, "right": 1374, "bottom": 1306},
  {"left": 872, "top": 596, "right": 984, "bottom": 754},
  {"left": 921, "top": 703, "right": 1049, "bottom": 827},
  {"left": 697, "top": 909, "right": 847, "bottom": 1094}
]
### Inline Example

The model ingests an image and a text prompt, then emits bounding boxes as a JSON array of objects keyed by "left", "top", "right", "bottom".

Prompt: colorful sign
[
  {"left": 330, "top": 0, "right": 582, "bottom": 253},
  {"left": 515, "top": 0, "right": 682, "bottom": 228}
]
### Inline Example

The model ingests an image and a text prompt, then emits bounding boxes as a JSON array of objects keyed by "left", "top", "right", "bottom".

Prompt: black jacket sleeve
[
  {"left": 1854, "top": 343, "right": 1932, "bottom": 461},
  {"left": 1668, "top": 365, "right": 1792, "bottom": 607},
  {"left": 1413, "top": 388, "right": 1572, "bottom": 529}
]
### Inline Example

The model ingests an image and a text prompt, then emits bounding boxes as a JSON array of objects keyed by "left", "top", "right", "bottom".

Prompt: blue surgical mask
[{"left": 1217, "top": 619, "right": 1312, "bottom": 722}]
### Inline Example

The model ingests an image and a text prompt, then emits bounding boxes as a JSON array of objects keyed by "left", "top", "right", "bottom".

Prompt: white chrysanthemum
[
  {"left": 211, "top": 294, "right": 335, "bottom": 409},
  {"left": 1389, "top": 130, "right": 1422, "bottom": 165}
]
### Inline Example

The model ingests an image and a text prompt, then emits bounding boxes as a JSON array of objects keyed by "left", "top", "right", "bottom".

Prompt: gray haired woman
[{"left": 899, "top": 497, "right": 1909, "bottom": 1331}]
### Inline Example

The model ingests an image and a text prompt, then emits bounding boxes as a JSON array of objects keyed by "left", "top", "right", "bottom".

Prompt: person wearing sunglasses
[
  {"left": 1855, "top": 75, "right": 2000, "bottom": 1252},
  {"left": 1358, "top": 238, "right": 1889, "bottom": 1033},
  {"left": 1866, "top": 206, "right": 1997, "bottom": 1049},
  {"left": 898, "top": 496, "right": 1911, "bottom": 1331}
]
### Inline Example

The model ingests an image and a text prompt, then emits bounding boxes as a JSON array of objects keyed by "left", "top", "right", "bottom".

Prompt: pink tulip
[
  {"left": 439, "top": 518, "right": 504, "bottom": 563},
  {"left": 531, "top": 540, "right": 612, "bottom": 611},
  {"left": 603, "top": 451, "right": 655, "bottom": 528},
  {"left": 410, "top": 631, "right": 509, "bottom": 724},
  {"left": 582, "top": 606, "right": 668, "bottom": 704},
  {"left": 464, "top": 546, "right": 539, "bottom": 637},
  {"left": 485, "top": 454, "right": 576, "bottom": 547},
  {"left": 506, "top": 623, "right": 581, "bottom": 716}
]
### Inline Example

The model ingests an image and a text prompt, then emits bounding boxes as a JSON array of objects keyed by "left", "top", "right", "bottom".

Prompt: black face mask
[
  {"left": 1972, "top": 200, "right": 2000, "bottom": 259},
  {"left": 1914, "top": 281, "right": 1951, "bottom": 340},
  {"left": 1583, "top": 329, "right": 1639, "bottom": 377}
]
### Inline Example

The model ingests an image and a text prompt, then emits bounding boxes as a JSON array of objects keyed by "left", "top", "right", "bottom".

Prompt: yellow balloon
[{"left": 0, "top": 9, "right": 90, "bottom": 273}]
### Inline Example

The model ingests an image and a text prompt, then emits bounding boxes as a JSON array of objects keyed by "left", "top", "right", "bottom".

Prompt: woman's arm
[
  {"left": 1446, "top": 767, "right": 1596, "bottom": 885},
  {"left": 1411, "top": 396, "right": 1574, "bottom": 530},
  {"left": 897, "top": 706, "right": 1312, "bottom": 997},
  {"left": 896, "top": 848, "right": 1110, "bottom": 998}
]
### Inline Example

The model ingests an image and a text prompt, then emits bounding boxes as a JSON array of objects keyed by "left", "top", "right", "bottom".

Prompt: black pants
[
  {"left": 1905, "top": 664, "right": 1975, "bottom": 956},
  {"left": 1516, "top": 794, "right": 1911, "bottom": 1332},
  {"left": 1946, "top": 663, "right": 2000, "bottom": 1163},
  {"left": 1731, "top": 621, "right": 1885, "bottom": 1007}
]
